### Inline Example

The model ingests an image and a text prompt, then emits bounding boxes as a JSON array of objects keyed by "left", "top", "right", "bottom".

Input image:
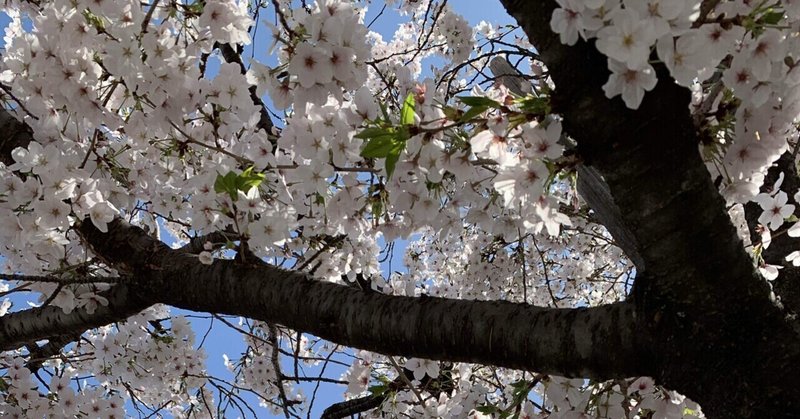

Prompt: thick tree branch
[
  {"left": 76, "top": 218, "right": 651, "bottom": 381},
  {"left": 0, "top": 285, "right": 149, "bottom": 351},
  {"left": 1, "top": 5, "right": 799, "bottom": 416}
]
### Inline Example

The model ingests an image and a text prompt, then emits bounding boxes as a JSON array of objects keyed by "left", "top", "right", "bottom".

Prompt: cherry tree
[{"left": 0, "top": 0, "right": 799, "bottom": 417}]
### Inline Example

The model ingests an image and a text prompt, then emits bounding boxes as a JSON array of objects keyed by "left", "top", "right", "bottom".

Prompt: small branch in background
[
  {"left": 140, "top": 0, "right": 161, "bottom": 34},
  {"left": 0, "top": 274, "right": 127, "bottom": 285},
  {"left": 388, "top": 356, "right": 428, "bottom": 409},
  {"left": 25, "top": 333, "right": 82, "bottom": 373},
  {"left": 0, "top": 83, "right": 39, "bottom": 120},
  {"left": 215, "top": 42, "right": 276, "bottom": 135},
  {"left": 268, "top": 324, "right": 298, "bottom": 418}
]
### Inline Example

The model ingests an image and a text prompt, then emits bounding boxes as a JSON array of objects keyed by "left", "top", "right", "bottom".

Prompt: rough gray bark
[
  {"left": 0, "top": 284, "right": 148, "bottom": 351},
  {"left": 498, "top": 0, "right": 800, "bottom": 417}
]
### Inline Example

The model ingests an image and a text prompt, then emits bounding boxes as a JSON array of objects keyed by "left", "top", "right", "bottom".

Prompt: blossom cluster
[
  {"left": 0, "top": 308, "right": 214, "bottom": 417},
  {"left": 265, "top": 1, "right": 372, "bottom": 109}
]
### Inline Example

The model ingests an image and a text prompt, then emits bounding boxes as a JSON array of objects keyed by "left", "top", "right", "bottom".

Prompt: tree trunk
[{"left": 498, "top": 0, "right": 800, "bottom": 417}]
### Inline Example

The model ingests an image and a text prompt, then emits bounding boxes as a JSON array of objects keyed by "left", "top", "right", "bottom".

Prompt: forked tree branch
[{"left": 497, "top": 0, "right": 773, "bottom": 311}]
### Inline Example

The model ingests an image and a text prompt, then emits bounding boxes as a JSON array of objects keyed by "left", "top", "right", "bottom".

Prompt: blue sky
[{"left": 0, "top": 1, "right": 518, "bottom": 417}]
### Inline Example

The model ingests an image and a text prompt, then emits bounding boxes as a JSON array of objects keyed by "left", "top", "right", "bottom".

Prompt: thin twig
[
  {"left": 388, "top": 356, "right": 427, "bottom": 409},
  {"left": 0, "top": 274, "right": 126, "bottom": 284}
]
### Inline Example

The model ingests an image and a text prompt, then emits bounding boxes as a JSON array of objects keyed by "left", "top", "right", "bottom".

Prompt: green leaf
[
  {"left": 394, "top": 125, "right": 411, "bottom": 142},
  {"left": 371, "top": 198, "right": 383, "bottom": 218},
  {"left": 401, "top": 92, "right": 416, "bottom": 125},
  {"left": 82, "top": 10, "right": 106, "bottom": 31},
  {"left": 214, "top": 171, "right": 239, "bottom": 200},
  {"left": 460, "top": 104, "right": 489, "bottom": 122},
  {"left": 357, "top": 126, "right": 406, "bottom": 178},
  {"left": 185, "top": 1, "right": 204, "bottom": 15},
  {"left": 214, "top": 167, "right": 265, "bottom": 201},
  {"left": 236, "top": 166, "right": 265, "bottom": 192},
  {"left": 442, "top": 105, "right": 461, "bottom": 121},
  {"left": 385, "top": 146, "right": 402, "bottom": 179},
  {"left": 361, "top": 135, "right": 399, "bottom": 158},
  {"left": 368, "top": 385, "right": 388, "bottom": 396},
  {"left": 155, "top": 335, "right": 175, "bottom": 344},
  {"left": 458, "top": 96, "right": 501, "bottom": 108},
  {"left": 474, "top": 405, "right": 500, "bottom": 415},
  {"left": 761, "top": 10, "right": 784, "bottom": 25},
  {"left": 355, "top": 127, "right": 394, "bottom": 140},
  {"left": 515, "top": 95, "right": 551, "bottom": 115}
]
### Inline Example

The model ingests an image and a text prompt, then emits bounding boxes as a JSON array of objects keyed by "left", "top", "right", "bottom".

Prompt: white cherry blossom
[{"left": 602, "top": 58, "right": 658, "bottom": 109}]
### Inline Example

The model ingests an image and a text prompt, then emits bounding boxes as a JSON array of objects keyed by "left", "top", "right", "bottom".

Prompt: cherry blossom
[
  {"left": 595, "top": 9, "right": 656, "bottom": 69},
  {"left": 754, "top": 191, "right": 795, "bottom": 231},
  {"left": 404, "top": 357, "right": 441, "bottom": 381},
  {"left": 550, "top": 0, "right": 586, "bottom": 46},
  {"left": 602, "top": 59, "right": 658, "bottom": 109}
]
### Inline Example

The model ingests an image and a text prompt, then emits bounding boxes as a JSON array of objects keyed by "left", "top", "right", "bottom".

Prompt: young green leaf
[
  {"left": 214, "top": 171, "right": 240, "bottom": 200},
  {"left": 515, "top": 95, "right": 551, "bottom": 116},
  {"left": 355, "top": 127, "right": 394, "bottom": 140},
  {"left": 442, "top": 105, "right": 461, "bottom": 121},
  {"left": 361, "top": 136, "right": 399, "bottom": 158},
  {"left": 761, "top": 10, "right": 784, "bottom": 25},
  {"left": 384, "top": 145, "right": 403, "bottom": 179},
  {"left": 236, "top": 167, "right": 266, "bottom": 192},
  {"left": 401, "top": 92, "right": 416, "bottom": 125},
  {"left": 460, "top": 104, "right": 490, "bottom": 122},
  {"left": 458, "top": 96, "right": 501, "bottom": 108},
  {"left": 368, "top": 384, "right": 388, "bottom": 396}
]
